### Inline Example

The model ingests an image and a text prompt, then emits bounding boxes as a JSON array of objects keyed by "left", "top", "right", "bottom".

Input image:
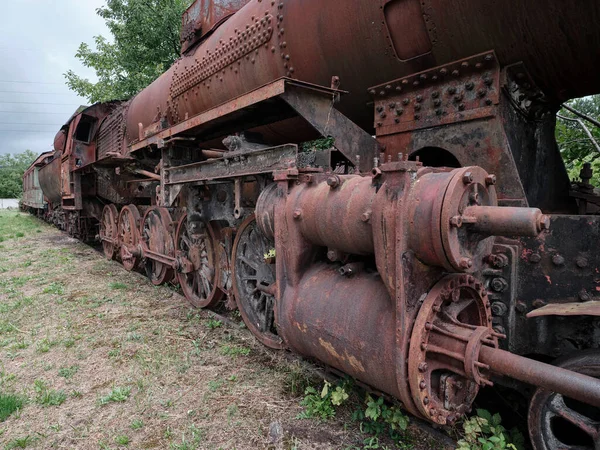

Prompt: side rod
[{"left": 480, "top": 346, "right": 600, "bottom": 408}]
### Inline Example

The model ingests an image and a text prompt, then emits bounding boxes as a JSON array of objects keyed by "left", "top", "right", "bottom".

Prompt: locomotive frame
[{"left": 21, "top": 1, "right": 600, "bottom": 448}]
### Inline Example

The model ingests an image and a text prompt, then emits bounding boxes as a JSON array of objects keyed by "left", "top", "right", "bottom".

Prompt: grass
[
  {"left": 0, "top": 393, "right": 24, "bottom": 422},
  {"left": 114, "top": 435, "right": 130, "bottom": 445},
  {"left": 4, "top": 435, "right": 33, "bottom": 449},
  {"left": 33, "top": 380, "right": 67, "bottom": 407},
  {"left": 0, "top": 211, "right": 440, "bottom": 449},
  {"left": 57, "top": 365, "right": 78, "bottom": 379},
  {"left": 98, "top": 386, "right": 131, "bottom": 405}
]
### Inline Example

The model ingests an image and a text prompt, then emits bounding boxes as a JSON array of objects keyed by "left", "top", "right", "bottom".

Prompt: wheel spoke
[{"left": 549, "top": 395, "right": 600, "bottom": 439}]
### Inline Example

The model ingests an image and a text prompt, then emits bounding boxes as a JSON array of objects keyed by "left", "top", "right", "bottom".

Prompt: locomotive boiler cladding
[{"left": 21, "top": 0, "right": 600, "bottom": 447}]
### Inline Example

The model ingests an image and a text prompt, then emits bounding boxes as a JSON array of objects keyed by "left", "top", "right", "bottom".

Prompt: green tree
[
  {"left": 65, "top": 0, "right": 192, "bottom": 103},
  {"left": 0, "top": 150, "right": 38, "bottom": 198},
  {"left": 556, "top": 95, "right": 600, "bottom": 185}
]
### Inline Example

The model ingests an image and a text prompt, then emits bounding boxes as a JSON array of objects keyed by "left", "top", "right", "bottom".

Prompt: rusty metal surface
[
  {"left": 526, "top": 301, "right": 600, "bottom": 319},
  {"left": 118, "top": 205, "right": 141, "bottom": 271},
  {"left": 38, "top": 151, "right": 62, "bottom": 205},
  {"left": 180, "top": 0, "right": 250, "bottom": 54},
  {"left": 125, "top": 0, "right": 600, "bottom": 147},
  {"left": 165, "top": 144, "right": 298, "bottom": 184},
  {"left": 528, "top": 350, "right": 600, "bottom": 450},
  {"left": 175, "top": 214, "right": 224, "bottom": 308},
  {"left": 480, "top": 346, "right": 600, "bottom": 409},
  {"left": 278, "top": 263, "right": 399, "bottom": 397}
]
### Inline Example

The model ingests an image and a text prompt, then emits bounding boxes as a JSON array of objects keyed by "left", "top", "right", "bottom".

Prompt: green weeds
[
  {"left": 33, "top": 380, "right": 67, "bottom": 407},
  {"left": 457, "top": 409, "right": 524, "bottom": 450},
  {"left": 98, "top": 386, "right": 131, "bottom": 405}
]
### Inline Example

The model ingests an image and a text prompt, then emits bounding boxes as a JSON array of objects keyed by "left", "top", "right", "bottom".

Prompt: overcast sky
[{"left": 0, "top": 0, "right": 109, "bottom": 156}]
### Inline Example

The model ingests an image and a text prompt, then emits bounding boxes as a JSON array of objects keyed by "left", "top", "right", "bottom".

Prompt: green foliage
[
  {"left": 298, "top": 380, "right": 349, "bottom": 421},
  {"left": 130, "top": 419, "right": 144, "bottom": 430},
  {"left": 65, "top": 0, "right": 192, "bottom": 102},
  {"left": 0, "top": 151, "right": 37, "bottom": 199},
  {"left": 114, "top": 435, "right": 130, "bottom": 445},
  {"left": 352, "top": 394, "right": 409, "bottom": 446},
  {"left": 219, "top": 345, "right": 250, "bottom": 357},
  {"left": 456, "top": 409, "right": 524, "bottom": 450},
  {"left": 205, "top": 318, "right": 223, "bottom": 330},
  {"left": 556, "top": 95, "right": 600, "bottom": 185},
  {"left": 33, "top": 380, "right": 67, "bottom": 407},
  {"left": 4, "top": 435, "right": 33, "bottom": 449},
  {"left": 57, "top": 365, "right": 79, "bottom": 379},
  {"left": 300, "top": 137, "right": 335, "bottom": 153},
  {"left": 98, "top": 386, "right": 131, "bottom": 405},
  {"left": 0, "top": 392, "right": 24, "bottom": 422}
]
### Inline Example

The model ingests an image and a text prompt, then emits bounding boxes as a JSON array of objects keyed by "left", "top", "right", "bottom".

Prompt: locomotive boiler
[{"left": 22, "top": 0, "right": 600, "bottom": 447}]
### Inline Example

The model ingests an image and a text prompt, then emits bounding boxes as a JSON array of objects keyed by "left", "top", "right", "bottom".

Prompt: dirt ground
[{"left": 0, "top": 211, "right": 452, "bottom": 450}]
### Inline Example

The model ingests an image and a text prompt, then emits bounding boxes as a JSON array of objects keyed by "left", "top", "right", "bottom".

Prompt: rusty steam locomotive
[{"left": 22, "top": 0, "right": 600, "bottom": 447}]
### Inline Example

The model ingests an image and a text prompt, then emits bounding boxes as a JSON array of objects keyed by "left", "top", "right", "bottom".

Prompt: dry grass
[{"left": 0, "top": 211, "right": 447, "bottom": 449}]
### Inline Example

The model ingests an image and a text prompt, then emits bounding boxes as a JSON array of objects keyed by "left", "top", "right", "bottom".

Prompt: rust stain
[{"left": 318, "top": 338, "right": 366, "bottom": 373}]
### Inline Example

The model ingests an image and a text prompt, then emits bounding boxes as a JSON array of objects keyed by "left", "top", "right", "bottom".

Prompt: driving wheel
[
  {"left": 528, "top": 349, "right": 600, "bottom": 450},
  {"left": 175, "top": 214, "right": 223, "bottom": 308},
  {"left": 141, "top": 206, "right": 175, "bottom": 285},
  {"left": 118, "top": 204, "right": 141, "bottom": 271},
  {"left": 100, "top": 204, "right": 118, "bottom": 260},
  {"left": 232, "top": 214, "right": 283, "bottom": 349}
]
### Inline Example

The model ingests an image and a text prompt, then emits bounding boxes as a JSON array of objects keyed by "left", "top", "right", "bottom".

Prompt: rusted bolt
[
  {"left": 433, "top": 99, "right": 441, "bottom": 107},
  {"left": 414, "top": 104, "right": 421, "bottom": 111},
  {"left": 462, "top": 172, "right": 473, "bottom": 184},
  {"left": 484, "top": 54, "right": 493, "bottom": 62},
  {"left": 488, "top": 253, "right": 508, "bottom": 268},
  {"left": 432, "top": 91, "right": 439, "bottom": 98},
  {"left": 538, "top": 215, "right": 551, "bottom": 231},
  {"left": 423, "top": 397, "right": 430, "bottom": 405},
  {"left": 491, "top": 301, "right": 508, "bottom": 316},
  {"left": 293, "top": 209, "right": 302, "bottom": 219},
  {"left": 414, "top": 113, "right": 421, "bottom": 120},
  {"left": 395, "top": 108, "right": 403, "bottom": 116},
  {"left": 458, "top": 103, "right": 465, "bottom": 111},
  {"left": 418, "top": 362, "right": 428, "bottom": 373},
  {"left": 388, "top": 102, "right": 396, "bottom": 109},
  {"left": 576, "top": 257, "right": 589, "bottom": 268},
  {"left": 419, "top": 381, "right": 427, "bottom": 390},
  {"left": 459, "top": 258, "right": 473, "bottom": 269},
  {"left": 376, "top": 105, "right": 384, "bottom": 113},
  {"left": 402, "top": 98, "right": 410, "bottom": 105},
  {"left": 326, "top": 175, "right": 340, "bottom": 189},
  {"left": 449, "top": 216, "right": 463, "bottom": 227},
  {"left": 482, "top": 175, "right": 496, "bottom": 186},
  {"left": 371, "top": 167, "right": 382, "bottom": 179},
  {"left": 485, "top": 98, "right": 493, "bottom": 106},
  {"left": 552, "top": 254, "right": 565, "bottom": 266},
  {"left": 515, "top": 301, "right": 527, "bottom": 313},
  {"left": 465, "top": 81, "right": 474, "bottom": 90},
  {"left": 529, "top": 253, "right": 541, "bottom": 264},
  {"left": 469, "top": 192, "right": 479, "bottom": 203},
  {"left": 416, "top": 95, "right": 423, "bottom": 103},
  {"left": 490, "top": 277, "right": 508, "bottom": 292},
  {"left": 579, "top": 289, "right": 591, "bottom": 302},
  {"left": 448, "top": 86, "right": 456, "bottom": 95},
  {"left": 361, "top": 210, "right": 372, "bottom": 222},
  {"left": 440, "top": 68, "right": 448, "bottom": 75},
  {"left": 452, "top": 69, "right": 460, "bottom": 77}
]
